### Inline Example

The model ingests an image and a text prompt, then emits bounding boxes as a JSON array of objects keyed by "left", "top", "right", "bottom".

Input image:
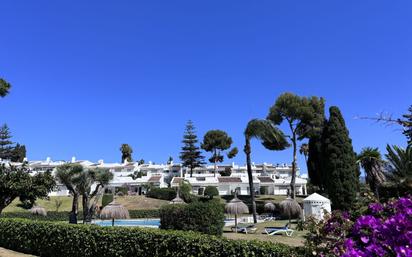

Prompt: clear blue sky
[{"left": 1, "top": 1, "right": 411, "bottom": 173}]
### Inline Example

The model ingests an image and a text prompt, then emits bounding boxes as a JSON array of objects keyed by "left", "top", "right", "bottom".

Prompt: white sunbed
[{"left": 264, "top": 226, "right": 294, "bottom": 237}]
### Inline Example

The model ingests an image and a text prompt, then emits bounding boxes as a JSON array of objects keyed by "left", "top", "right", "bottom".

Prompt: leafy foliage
[
  {"left": 357, "top": 147, "right": 386, "bottom": 196},
  {"left": 0, "top": 124, "right": 14, "bottom": 160},
  {"left": 120, "top": 144, "right": 133, "bottom": 163},
  {"left": 160, "top": 200, "right": 225, "bottom": 235},
  {"left": 322, "top": 106, "right": 359, "bottom": 210},
  {"left": 267, "top": 93, "right": 325, "bottom": 198},
  {"left": 400, "top": 105, "right": 412, "bottom": 144},
  {"left": 179, "top": 120, "right": 205, "bottom": 177},
  {"left": 204, "top": 186, "right": 219, "bottom": 199},
  {"left": 202, "top": 129, "right": 238, "bottom": 175},
  {"left": 0, "top": 218, "right": 296, "bottom": 257},
  {"left": 0, "top": 164, "right": 55, "bottom": 214},
  {"left": 0, "top": 78, "right": 11, "bottom": 98},
  {"left": 146, "top": 187, "right": 176, "bottom": 201},
  {"left": 307, "top": 135, "right": 324, "bottom": 191}
]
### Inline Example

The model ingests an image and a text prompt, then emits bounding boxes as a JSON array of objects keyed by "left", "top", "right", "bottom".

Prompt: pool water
[{"left": 94, "top": 219, "right": 160, "bottom": 228}]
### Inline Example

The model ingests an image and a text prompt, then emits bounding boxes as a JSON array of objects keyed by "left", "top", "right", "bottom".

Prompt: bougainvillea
[
  {"left": 339, "top": 196, "right": 412, "bottom": 257},
  {"left": 302, "top": 196, "right": 412, "bottom": 257}
]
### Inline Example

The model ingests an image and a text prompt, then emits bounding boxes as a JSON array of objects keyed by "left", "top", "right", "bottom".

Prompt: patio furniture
[
  {"left": 264, "top": 224, "right": 294, "bottom": 237},
  {"left": 231, "top": 224, "right": 257, "bottom": 234}
]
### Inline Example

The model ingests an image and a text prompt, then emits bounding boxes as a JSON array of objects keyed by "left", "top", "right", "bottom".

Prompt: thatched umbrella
[
  {"left": 225, "top": 195, "right": 249, "bottom": 233},
  {"left": 30, "top": 206, "right": 47, "bottom": 216},
  {"left": 264, "top": 201, "right": 276, "bottom": 213},
  {"left": 100, "top": 201, "right": 129, "bottom": 226},
  {"left": 279, "top": 197, "right": 302, "bottom": 224}
]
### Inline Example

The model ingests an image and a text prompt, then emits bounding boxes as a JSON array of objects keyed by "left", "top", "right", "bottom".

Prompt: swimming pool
[{"left": 94, "top": 219, "right": 160, "bottom": 228}]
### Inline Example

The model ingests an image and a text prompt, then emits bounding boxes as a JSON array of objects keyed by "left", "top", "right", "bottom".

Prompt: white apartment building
[{"left": 2, "top": 157, "right": 307, "bottom": 197}]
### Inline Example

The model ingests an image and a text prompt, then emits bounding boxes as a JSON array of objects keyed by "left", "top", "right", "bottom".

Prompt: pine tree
[
  {"left": 0, "top": 124, "right": 14, "bottom": 160},
  {"left": 11, "top": 143, "right": 26, "bottom": 162},
  {"left": 322, "top": 106, "right": 359, "bottom": 210},
  {"left": 180, "top": 120, "right": 205, "bottom": 177}
]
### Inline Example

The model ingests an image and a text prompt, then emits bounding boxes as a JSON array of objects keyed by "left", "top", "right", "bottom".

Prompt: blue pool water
[{"left": 94, "top": 219, "right": 160, "bottom": 227}]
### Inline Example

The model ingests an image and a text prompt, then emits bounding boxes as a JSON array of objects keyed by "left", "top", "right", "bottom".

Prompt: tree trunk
[
  {"left": 69, "top": 193, "right": 79, "bottom": 224},
  {"left": 82, "top": 194, "right": 93, "bottom": 224},
  {"left": 290, "top": 132, "right": 297, "bottom": 199},
  {"left": 213, "top": 149, "right": 217, "bottom": 177},
  {"left": 190, "top": 166, "right": 193, "bottom": 178},
  {"left": 244, "top": 138, "right": 257, "bottom": 224}
]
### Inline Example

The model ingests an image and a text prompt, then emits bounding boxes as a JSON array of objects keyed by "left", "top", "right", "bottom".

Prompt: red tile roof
[
  {"left": 258, "top": 176, "right": 274, "bottom": 183},
  {"left": 218, "top": 177, "right": 242, "bottom": 183}
]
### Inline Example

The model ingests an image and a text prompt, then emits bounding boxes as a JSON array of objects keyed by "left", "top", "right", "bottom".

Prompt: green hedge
[
  {"left": 146, "top": 187, "right": 176, "bottom": 200},
  {"left": 160, "top": 200, "right": 225, "bottom": 236},
  {"left": 0, "top": 218, "right": 300, "bottom": 257},
  {"left": 1, "top": 209, "right": 160, "bottom": 221}
]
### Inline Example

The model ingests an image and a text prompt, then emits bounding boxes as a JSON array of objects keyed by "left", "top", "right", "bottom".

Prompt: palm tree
[
  {"left": 357, "top": 147, "right": 386, "bottom": 199},
  {"left": 244, "top": 119, "right": 289, "bottom": 223},
  {"left": 55, "top": 163, "right": 83, "bottom": 224},
  {"left": 385, "top": 144, "right": 412, "bottom": 195}
]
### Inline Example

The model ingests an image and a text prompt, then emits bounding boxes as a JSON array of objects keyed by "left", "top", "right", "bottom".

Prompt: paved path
[{"left": 0, "top": 248, "right": 36, "bottom": 257}]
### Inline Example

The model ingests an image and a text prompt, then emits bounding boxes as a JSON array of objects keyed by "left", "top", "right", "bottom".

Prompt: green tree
[
  {"left": 307, "top": 135, "right": 324, "bottom": 191},
  {"left": 0, "top": 124, "right": 14, "bottom": 160},
  {"left": 400, "top": 106, "right": 412, "bottom": 144},
  {"left": 385, "top": 144, "right": 412, "bottom": 194},
  {"left": 267, "top": 93, "right": 325, "bottom": 198},
  {"left": 0, "top": 78, "right": 11, "bottom": 98},
  {"left": 204, "top": 186, "right": 219, "bottom": 199},
  {"left": 299, "top": 143, "right": 309, "bottom": 163},
  {"left": 201, "top": 130, "right": 238, "bottom": 176},
  {"left": 322, "top": 106, "right": 359, "bottom": 210},
  {"left": 77, "top": 168, "right": 113, "bottom": 223},
  {"left": 357, "top": 147, "right": 386, "bottom": 199},
  {"left": 179, "top": 121, "right": 205, "bottom": 177},
  {"left": 244, "top": 119, "right": 289, "bottom": 223},
  {"left": 11, "top": 143, "right": 26, "bottom": 162},
  {"left": 55, "top": 163, "right": 83, "bottom": 223},
  {"left": 120, "top": 144, "right": 133, "bottom": 163},
  {"left": 0, "top": 164, "right": 55, "bottom": 214}
]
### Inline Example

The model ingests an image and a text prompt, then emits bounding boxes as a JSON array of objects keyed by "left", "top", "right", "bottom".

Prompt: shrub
[
  {"left": 115, "top": 187, "right": 128, "bottom": 195},
  {"left": 1, "top": 209, "right": 160, "bottom": 221},
  {"left": 102, "top": 194, "right": 113, "bottom": 207},
  {"left": 204, "top": 186, "right": 219, "bottom": 199},
  {"left": 146, "top": 188, "right": 176, "bottom": 201},
  {"left": 160, "top": 200, "right": 225, "bottom": 236},
  {"left": 0, "top": 218, "right": 298, "bottom": 257}
]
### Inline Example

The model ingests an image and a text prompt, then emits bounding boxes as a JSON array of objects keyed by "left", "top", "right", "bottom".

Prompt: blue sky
[{"left": 0, "top": 1, "right": 411, "bottom": 173}]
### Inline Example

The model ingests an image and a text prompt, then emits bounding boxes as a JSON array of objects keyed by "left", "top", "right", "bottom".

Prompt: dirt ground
[{"left": 0, "top": 248, "right": 36, "bottom": 257}]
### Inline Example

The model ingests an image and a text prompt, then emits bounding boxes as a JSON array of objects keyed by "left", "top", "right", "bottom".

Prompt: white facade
[
  {"left": 2, "top": 157, "right": 307, "bottom": 197},
  {"left": 303, "top": 193, "right": 331, "bottom": 220}
]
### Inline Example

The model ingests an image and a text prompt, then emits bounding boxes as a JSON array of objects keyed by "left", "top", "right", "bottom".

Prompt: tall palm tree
[
  {"left": 385, "top": 144, "right": 412, "bottom": 194},
  {"left": 244, "top": 119, "right": 289, "bottom": 223},
  {"left": 357, "top": 147, "right": 386, "bottom": 199}
]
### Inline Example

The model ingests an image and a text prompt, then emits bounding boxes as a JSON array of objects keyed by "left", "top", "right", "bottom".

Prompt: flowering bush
[
  {"left": 302, "top": 196, "right": 412, "bottom": 257},
  {"left": 338, "top": 196, "right": 412, "bottom": 257}
]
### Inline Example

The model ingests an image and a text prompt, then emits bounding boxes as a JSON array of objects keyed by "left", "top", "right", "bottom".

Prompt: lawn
[
  {"left": 2, "top": 195, "right": 169, "bottom": 212},
  {"left": 223, "top": 220, "right": 306, "bottom": 247}
]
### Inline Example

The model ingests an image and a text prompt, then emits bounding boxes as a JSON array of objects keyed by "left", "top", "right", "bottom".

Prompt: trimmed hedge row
[
  {"left": 0, "top": 209, "right": 160, "bottom": 221},
  {"left": 0, "top": 218, "right": 300, "bottom": 257},
  {"left": 146, "top": 187, "right": 176, "bottom": 200},
  {"left": 160, "top": 200, "right": 225, "bottom": 236}
]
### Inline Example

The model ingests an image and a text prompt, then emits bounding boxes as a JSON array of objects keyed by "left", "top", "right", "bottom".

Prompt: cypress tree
[
  {"left": 180, "top": 120, "right": 205, "bottom": 177},
  {"left": 0, "top": 124, "right": 14, "bottom": 160},
  {"left": 322, "top": 106, "right": 359, "bottom": 210},
  {"left": 307, "top": 135, "right": 324, "bottom": 191}
]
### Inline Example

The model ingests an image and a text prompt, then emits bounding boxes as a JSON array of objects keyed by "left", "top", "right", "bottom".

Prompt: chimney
[
  {"left": 46, "top": 157, "right": 51, "bottom": 163},
  {"left": 23, "top": 157, "right": 28, "bottom": 162},
  {"left": 98, "top": 159, "right": 104, "bottom": 165},
  {"left": 71, "top": 156, "right": 76, "bottom": 163}
]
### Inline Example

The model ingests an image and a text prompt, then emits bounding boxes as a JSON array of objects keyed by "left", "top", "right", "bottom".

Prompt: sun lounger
[
  {"left": 264, "top": 225, "right": 294, "bottom": 237},
  {"left": 231, "top": 225, "right": 257, "bottom": 234}
]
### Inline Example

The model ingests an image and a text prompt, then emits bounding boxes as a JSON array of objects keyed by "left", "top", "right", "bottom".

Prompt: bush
[
  {"left": 146, "top": 188, "right": 176, "bottom": 201},
  {"left": 102, "top": 194, "right": 113, "bottom": 207},
  {"left": 115, "top": 187, "right": 128, "bottom": 195},
  {"left": 0, "top": 218, "right": 298, "bottom": 257},
  {"left": 1, "top": 209, "right": 160, "bottom": 221},
  {"left": 204, "top": 186, "right": 219, "bottom": 199},
  {"left": 160, "top": 200, "right": 225, "bottom": 236}
]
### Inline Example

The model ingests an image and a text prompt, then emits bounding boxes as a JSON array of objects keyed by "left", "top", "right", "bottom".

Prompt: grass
[
  {"left": 223, "top": 219, "right": 307, "bottom": 247},
  {"left": 3, "top": 195, "right": 169, "bottom": 212}
]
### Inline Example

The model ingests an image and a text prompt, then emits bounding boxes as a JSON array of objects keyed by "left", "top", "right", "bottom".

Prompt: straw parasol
[
  {"left": 264, "top": 201, "right": 276, "bottom": 213},
  {"left": 100, "top": 201, "right": 130, "bottom": 226},
  {"left": 279, "top": 197, "right": 302, "bottom": 224},
  {"left": 30, "top": 206, "right": 47, "bottom": 216},
  {"left": 225, "top": 195, "right": 249, "bottom": 233}
]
